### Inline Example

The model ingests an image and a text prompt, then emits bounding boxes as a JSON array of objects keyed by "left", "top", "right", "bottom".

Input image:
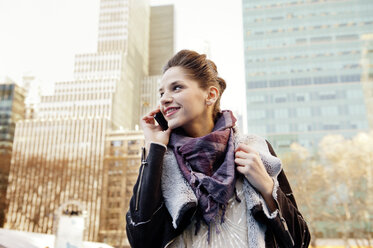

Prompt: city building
[
  {"left": 72, "top": 0, "right": 150, "bottom": 130},
  {"left": 99, "top": 130, "right": 144, "bottom": 247},
  {"left": 148, "top": 5, "right": 174, "bottom": 76},
  {"left": 361, "top": 34, "right": 373, "bottom": 129},
  {"left": 5, "top": 0, "right": 150, "bottom": 243},
  {"left": 6, "top": 117, "right": 109, "bottom": 240},
  {"left": 141, "top": 75, "right": 161, "bottom": 117},
  {"left": 22, "top": 74, "right": 41, "bottom": 120},
  {"left": 242, "top": 0, "right": 373, "bottom": 153},
  {"left": 141, "top": 5, "right": 174, "bottom": 117},
  {"left": 0, "top": 79, "right": 25, "bottom": 227}
]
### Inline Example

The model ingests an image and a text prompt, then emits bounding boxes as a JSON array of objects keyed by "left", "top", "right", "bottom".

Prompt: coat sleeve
[
  {"left": 125, "top": 143, "right": 172, "bottom": 248},
  {"left": 265, "top": 141, "right": 311, "bottom": 248}
]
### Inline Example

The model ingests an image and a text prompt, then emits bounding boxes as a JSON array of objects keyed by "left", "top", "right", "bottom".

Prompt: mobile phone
[{"left": 154, "top": 111, "right": 169, "bottom": 130}]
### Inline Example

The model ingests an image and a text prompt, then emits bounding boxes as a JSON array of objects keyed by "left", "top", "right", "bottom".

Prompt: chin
[{"left": 167, "top": 119, "right": 182, "bottom": 130}]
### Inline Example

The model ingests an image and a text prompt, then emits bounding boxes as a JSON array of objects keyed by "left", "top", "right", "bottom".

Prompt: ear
[{"left": 205, "top": 86, "right": 219, "bottom": 106}]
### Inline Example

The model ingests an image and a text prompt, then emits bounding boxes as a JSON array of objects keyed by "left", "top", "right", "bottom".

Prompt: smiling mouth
[{"left": 165, "top": 107, "right": 180, "bottom": 117}]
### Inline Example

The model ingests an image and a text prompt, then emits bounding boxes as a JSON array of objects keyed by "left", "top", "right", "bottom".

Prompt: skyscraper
[
  {"left": 5, "top": 0, "right": 150, "bottom": 242},
  {"left": 0, "top": 79, "right": 25, "bottom": 227},
  {"left": 361, "top": 34, "right": 373, "bottom": 129},
  {"left": 98, "top": 5, "right": 174, "bottom": 247},
  {"left": 22, "top": 74, "right": 41, "bottom": 120},
  {"left": 242, "top": 0, "right": 373, "bottom": 153},
  {"left": 141, "top": 5, "right": 174, "bottom": 117}
]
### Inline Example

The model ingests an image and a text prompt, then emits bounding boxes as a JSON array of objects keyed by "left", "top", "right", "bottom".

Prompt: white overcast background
[{"left": 0, "top": 0, "right": 246, "bottom": 127}]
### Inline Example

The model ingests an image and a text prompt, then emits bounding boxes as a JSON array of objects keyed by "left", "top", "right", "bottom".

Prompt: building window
[
  {"left": 291, "top": 78, "right": 312, "bottom": 86},
  {"left": 313, "top": 76, "right": 338, "bottom": 84},
  {"left": 323, "top": 124, "right": 340, "bottom": 130},
  {"left": 269, "top": 79, "right": 290, "bottom": 87},
  {"left": 248, "top": 95, "right": 265, "bottom": 103},
  {"left": 321, "top": 106, "right": 338, "bottom": 116},
  {"left": 275, "top": 124, "right": 290, "bottom": 133},
  {"left": 274, "top": 109, "right": 289, "bottom": 119},
  {"left": 247, "top": 125, "right": 266, "bottom": 134},
  {"left": 319, "top": 91, "right": 337, "bottom": 100},
  {"left": 349, "top": 105, "right": 365, "bottom": 115},
  {"left": 340, "top": 74, "right": 361, "bottom": 83},
  {"left": 274, "top": 95, "right": 287, "bottom": 103},
  {"left": 296, "top": 108, "right": 311, "bottom": 117},
  {"left": 111, "top": 140, "right": 122, "bottom": 147},
  {"left": 248, "top": 80, "right": 267, "bottom": 89},
  {"left": 346, "top": 89, "right": 363, "bottom": 99},
  {"left": 247, "top": 110, "right": 266, "bottom": 120},
  {"left": 298, "top": 124, "right": 311, "bottom": 132}
]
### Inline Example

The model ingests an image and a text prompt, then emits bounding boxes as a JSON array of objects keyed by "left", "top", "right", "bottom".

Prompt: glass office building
[
  {"left": 0, "top": 81, "right": 25, "bottom": 227},
  {"left": 242, "top": 0, "right": 373, "bottom": 153}
]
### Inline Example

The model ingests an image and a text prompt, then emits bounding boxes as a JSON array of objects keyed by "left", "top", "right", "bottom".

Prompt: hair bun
[
  {"left": 206, "top": 59, "right": 218, "bottom": 73},
  {"left": 217, "top": 77, "right": 226, "bottom": 94}
]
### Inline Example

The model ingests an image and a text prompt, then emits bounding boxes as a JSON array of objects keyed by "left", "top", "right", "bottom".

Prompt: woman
[{"left": 126, "top": 50, "right": 310, "bottom": 248}]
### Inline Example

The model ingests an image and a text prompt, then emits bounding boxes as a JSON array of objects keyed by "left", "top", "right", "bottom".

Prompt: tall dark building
[{"left": 0, "top": 80, "right": 25, "bottom": 227}]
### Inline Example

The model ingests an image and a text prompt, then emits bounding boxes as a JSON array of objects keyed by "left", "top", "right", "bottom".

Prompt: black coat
[{"left": 126, "top": 142, "right": 311, "bottom": 248}]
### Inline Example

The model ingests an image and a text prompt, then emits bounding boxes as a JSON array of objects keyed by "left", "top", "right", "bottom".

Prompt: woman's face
[{"left": 159, "top": 66, "right": 210, "bottom": 132}]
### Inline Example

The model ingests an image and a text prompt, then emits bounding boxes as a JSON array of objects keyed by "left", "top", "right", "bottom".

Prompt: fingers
[
  {"left": 141, "top": 106, "right": 162, "bottom": 125},
  {"left": 147, "top": 106, "right": 161, "bottom": 117},
  {"left": 235, "top": 150, "right": 258, "bottom": 160},
  {"left": 235, "top": 157, "right": 250, "bottom": 167},
  {"left": 235, "top": 143, "right": 259, "bottom": 155},
  {"left": 142, "top": 107, "right": 160, "bottom": 119},
  {"left": 234, "top": 143, "right": 262, "bottom": 173},
  {"left": 235, "top": 143, "right": 260, "bottom": 163},
  {"left": 236, "top": 164, "right": 248, "bottom": 175}
]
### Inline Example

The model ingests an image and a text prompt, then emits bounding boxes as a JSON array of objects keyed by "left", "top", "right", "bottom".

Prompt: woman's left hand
[{"left": 235, "top": 143, "right": 274, "bottom": 199}]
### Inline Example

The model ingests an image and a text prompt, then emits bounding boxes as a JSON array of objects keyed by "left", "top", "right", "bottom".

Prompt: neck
[{"left": 183, "top": 118, "right": 215, "bottom": 137}]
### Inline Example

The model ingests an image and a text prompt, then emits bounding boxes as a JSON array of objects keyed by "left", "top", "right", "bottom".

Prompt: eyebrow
[{"left": 158, "top": 81, "right": 183, "bottom": 93}]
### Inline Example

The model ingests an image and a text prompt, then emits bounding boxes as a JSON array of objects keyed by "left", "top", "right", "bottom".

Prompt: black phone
[{"left": 154, "top": 111, "right": 169, "bottom": 130}]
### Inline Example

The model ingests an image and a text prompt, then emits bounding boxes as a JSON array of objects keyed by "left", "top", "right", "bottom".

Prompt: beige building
[
  {"left": 99, "top": 130, "right": 144, "bottom": 247},
  {"left": 38, "top": 79, "right": 115, "bottom": 120},
  {"left": 72, "top": 0, "right": 150, "bottom": 130},
  {"left": 141, "top": 5, "right": 174, "bottom": 117},
  {"left": 6, "top": 117, "right": 109, "bottom": 240},
  {"left": 5, "top": 0, "right": 150, "bottom": 243},
  {"left": 148, "top": 5, "right": 174, "bottom": 76}
]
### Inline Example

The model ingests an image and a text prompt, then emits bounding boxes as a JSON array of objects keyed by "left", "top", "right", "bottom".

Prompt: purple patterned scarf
[{"left": 168, "top": 110, "right": 237, "bottom": 230}]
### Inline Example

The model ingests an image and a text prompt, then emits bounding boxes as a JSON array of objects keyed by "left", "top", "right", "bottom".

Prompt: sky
[{"left": 0, "top": 0, "right": 246, "bottom": 125}]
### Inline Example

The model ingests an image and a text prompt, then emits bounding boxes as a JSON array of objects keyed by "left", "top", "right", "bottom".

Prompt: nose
[{"left": 160, "top": 92, "right": 173, "bottom": 106}]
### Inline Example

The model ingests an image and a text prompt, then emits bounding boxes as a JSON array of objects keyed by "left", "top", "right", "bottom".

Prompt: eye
[
  {"left": 160, "top": 92, "right": 164, "bottom": 97},
  {"left": 173, "top": 85, "right": 182, "bottom": 91}
]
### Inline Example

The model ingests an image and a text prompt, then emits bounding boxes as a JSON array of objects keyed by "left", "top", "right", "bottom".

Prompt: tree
[{"left": 281, "top": 131, "right": 373, "bottom": 247}]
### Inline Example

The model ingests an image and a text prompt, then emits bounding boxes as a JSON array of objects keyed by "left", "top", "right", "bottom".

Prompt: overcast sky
[{"left": 0, "top": 0, "right": 246, "bottom": 124}]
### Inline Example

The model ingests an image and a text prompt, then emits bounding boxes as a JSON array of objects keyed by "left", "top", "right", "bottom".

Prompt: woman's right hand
[{"left": 141, "top": 107, "right": 172, "bottom": 150}]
